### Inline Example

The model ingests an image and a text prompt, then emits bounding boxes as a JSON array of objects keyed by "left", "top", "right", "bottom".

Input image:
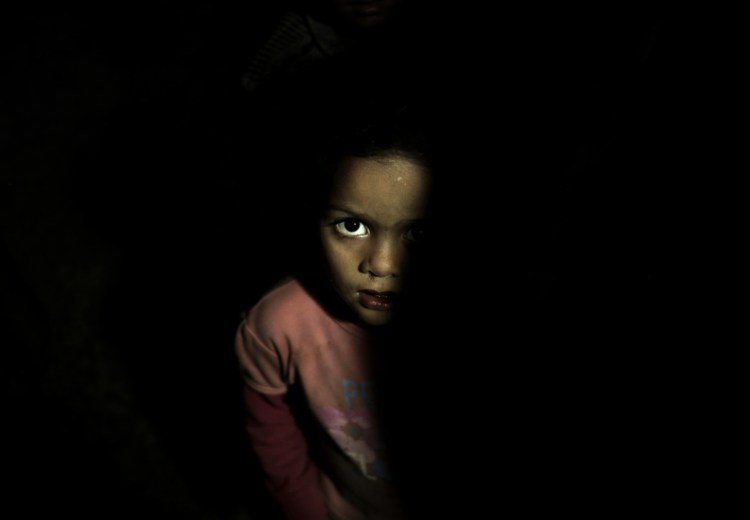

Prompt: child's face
[{"left": 319, "top": 154, "right": 430, "bottom": 326}]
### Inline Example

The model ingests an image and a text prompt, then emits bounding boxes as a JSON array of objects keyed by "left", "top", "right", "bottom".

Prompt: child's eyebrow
[{"left": 324, "top": 204, "right": 367, "bottom": 218}]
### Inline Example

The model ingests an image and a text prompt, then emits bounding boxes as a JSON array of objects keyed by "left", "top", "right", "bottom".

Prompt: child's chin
[{"left": 358, "top": 309, "right": 394, "bottom": 327}]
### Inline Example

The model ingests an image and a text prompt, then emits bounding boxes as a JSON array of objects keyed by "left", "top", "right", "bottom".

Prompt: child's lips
[{"left": 358, "top": 290, "right": 397, "bottom": 311}]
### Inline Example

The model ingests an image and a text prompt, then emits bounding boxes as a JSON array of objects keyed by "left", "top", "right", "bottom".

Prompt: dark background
[{"left": 2, "top": 4, "right": 710, "bottom": 518}]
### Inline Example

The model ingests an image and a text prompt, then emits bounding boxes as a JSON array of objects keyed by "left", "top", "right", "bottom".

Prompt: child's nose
[{"left": 361, "top": 237, "right": 403, "bottom": 278}]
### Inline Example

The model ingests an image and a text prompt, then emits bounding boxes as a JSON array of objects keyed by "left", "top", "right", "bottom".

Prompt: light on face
[{"left": 319, "top": 154, "right": 431, "bottom": 325}]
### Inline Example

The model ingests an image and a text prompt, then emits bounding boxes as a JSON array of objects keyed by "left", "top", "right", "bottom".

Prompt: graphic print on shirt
[{"left": 318, "top": 378, "right": 389, "bottom": 480}]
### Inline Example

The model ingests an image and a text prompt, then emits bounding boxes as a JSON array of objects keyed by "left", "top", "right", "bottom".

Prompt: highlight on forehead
[
  {"left": 325, "top": 154, "right": 432, "bottom": 225},
  {"left": 332, "top": 153, "right": 432, "bottom": 186}
]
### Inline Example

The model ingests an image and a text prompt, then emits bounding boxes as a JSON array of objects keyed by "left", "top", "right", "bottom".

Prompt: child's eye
[
  {"left": 404, "top": 225, "right": 426, "bottom": 243},
  {"left": 334, "top": 218, "right": 368, "bottom": 237}
]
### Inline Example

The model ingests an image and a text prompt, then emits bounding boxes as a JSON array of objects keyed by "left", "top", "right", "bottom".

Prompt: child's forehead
[
  {"left": 336, "top": 151, "right": 427, "bottom": 174},
  {"left": 333, "top": 154, "right": 429, "bottom": 186},
  {"left": 328, "top": 155, "right": 431, "bottom": 215}
]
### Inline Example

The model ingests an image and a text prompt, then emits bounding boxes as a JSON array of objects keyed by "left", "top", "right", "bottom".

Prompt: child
[{"left": 234, "top": 105, "right": 435, "bottom": 520}]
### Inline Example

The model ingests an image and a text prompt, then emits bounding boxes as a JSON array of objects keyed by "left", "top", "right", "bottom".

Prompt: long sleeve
[{"left": 242, "top": 384, "right": 329, "bottom": 520}]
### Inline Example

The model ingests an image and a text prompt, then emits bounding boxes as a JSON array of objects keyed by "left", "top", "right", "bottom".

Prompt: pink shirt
[{"left": 236, "top": 277, "right": 405, "bottom": 520}]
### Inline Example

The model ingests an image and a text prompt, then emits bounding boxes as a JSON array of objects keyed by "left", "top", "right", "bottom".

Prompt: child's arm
[{"left": 242, "top": 384, "right": 329, "bottom": 520}]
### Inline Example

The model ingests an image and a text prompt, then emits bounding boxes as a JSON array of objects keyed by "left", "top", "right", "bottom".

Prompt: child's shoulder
[{"left": 245, "top": 276, "right": 322, "bottom": 331}]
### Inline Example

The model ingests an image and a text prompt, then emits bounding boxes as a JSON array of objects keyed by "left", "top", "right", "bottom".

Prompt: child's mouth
[{"left": 358, "top": 290, "right": 397, "bottom": 311}]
